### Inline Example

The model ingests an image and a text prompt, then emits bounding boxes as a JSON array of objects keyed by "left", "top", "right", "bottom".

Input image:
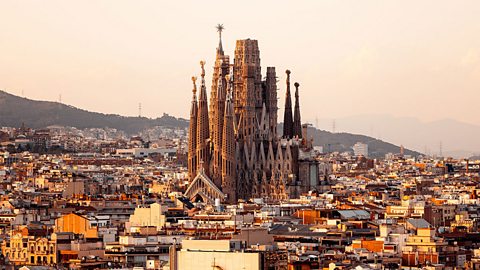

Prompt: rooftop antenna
[{"left": 138, "top": 103, "right": 142, "bottom": 118}]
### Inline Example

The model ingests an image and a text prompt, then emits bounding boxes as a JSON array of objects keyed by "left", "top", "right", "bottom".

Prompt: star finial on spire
[
  {"left": 216, "top": 24, "right": 224, "bottom": 37},
  {"left": 216, "top": 24, "right": 225, "bottom": 55}
]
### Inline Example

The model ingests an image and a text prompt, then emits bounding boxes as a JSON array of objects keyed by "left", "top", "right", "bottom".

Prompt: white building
[
  {"left": 116, "top": 147, "right": 177, "bottom": 158},
  {"left": 127, "top": 203, "right": 167, "bottom": 231},
  {"left": 353, "top": 142, "right": 368, "bottom": 157},
  {"left": 173, "top": 239, "right": 263, "bottom": 270}
]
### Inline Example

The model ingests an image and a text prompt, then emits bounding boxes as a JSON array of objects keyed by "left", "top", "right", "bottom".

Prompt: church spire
[
  {"left": 293, "top": 82, "right": 302, "bottom": 138},
  {"left": 196, "top": 61, "right": 210, "bottom": 174},
  {"left": 187, "top": 76, "right": 198, "bottom": 180},
  {"left": 216, "top": 24, "right": 224, "bottom": 56},
  {"left": 212, "top": 75, "right": 226, "bottom": 188},
  {"left": 209, "top": 25, "right": 229, "bottom": 149},
  {"left": 222, "top": 75, "right": 236, "bottom": 202},
  {"left": 282, "top": 70, "right": 294, "bottom": 139}
]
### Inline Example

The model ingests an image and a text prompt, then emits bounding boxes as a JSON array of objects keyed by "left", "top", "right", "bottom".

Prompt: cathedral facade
[{"left": 185, "top": 27, "right": 322, "bottom": 203}]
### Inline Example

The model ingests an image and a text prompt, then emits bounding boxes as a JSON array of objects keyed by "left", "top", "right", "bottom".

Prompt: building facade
[
  {"left": 353, "top": 142, "right": 369, "bottom": 157},
  {"left": 1, "top": 232, "right": 57, "bottom": 266},
  {"left": 186, "top": 26, "right": 322, "bottom": 203}
]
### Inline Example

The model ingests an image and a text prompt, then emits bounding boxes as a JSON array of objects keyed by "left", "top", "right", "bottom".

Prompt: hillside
[
  {"left": 276, "top": 123, "right": 421, "bottom": 158},
  {"left": 0, "top": 90, "right": 188, "bottom": 133},
  {"left": 0, "top": 90, "right": 421, "bottom": 157},
  {"left": 315, "top": 114, "right": 480, "bottom": 158},
  {"left": 307, "top": 127, "right": 421, "bottom": 158}
]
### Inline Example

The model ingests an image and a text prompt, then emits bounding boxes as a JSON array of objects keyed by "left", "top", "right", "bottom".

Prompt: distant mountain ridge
[
  {"left": 277, "top": 123, "right": 421, "bottom": 158},
  {"left": 0, "top": 90, "right": 420, "bottom": 157},
  {"left": 315, "top": 114, "right": 480, "bottom": 158},
  {"left": 309, "top": 129, "right": 420, "bottom": 157},
  {"left": 0, "top": 90, "right": 188, "bottom": 133}
]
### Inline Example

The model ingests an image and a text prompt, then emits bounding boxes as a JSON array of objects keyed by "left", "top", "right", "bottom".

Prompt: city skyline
[
  {"left": 2, "top": 2, "right": 480, "bottom": 269},
  {"left": 1, "top": 1, "right": 480, "bottom": 126}
]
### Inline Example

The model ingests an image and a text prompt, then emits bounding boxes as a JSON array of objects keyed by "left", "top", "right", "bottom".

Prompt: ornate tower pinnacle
[
  {"left": 212, "top": 74, "right": 226, "bottom": 188},
  {"left": 216, "top": 24, "right": 224, "bottom": 56},
  {"left": 192, "top": 76, "right": 197, "bottom": 95},
  {"left": 293, "top": 82, "right": 302, "bottom": 138},
  {"left": 200, "top": 60, "right": 206, "bottom": 78},
  {"left": 283, "top": 69, "right": 294, "bottom": 139},
  {"left": 196, "top": 60, "right": 210, "bottom": 175},
  {"left": 188, "top": 76, "right": 198, "bottom": 180},
  {"left": 222, "top": 74, "right": 236, "bottom": 202}
]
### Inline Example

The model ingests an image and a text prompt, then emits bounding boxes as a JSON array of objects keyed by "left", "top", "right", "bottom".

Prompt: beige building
[
  {"left": 1, "top": 232, "right": 57, "bottom": 266},
  {"left": 386, "top": 199, "right": 426, "bottom": 219},
  {"left": 173, "top": 239, "right": 263, "bottom": 270},
  {"left": 127, "top": 203, "right": 167, "bottom": 231},
  {"left": 402, "top": 228, "right": 447, "bottom": 267}
]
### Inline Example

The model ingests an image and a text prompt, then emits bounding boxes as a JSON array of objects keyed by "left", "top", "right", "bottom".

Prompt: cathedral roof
[{"left": 184, "top": 167, "right": 225, "bottom": 204}]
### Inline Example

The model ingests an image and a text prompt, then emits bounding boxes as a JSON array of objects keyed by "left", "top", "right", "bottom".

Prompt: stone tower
[
  {"left": 186, "top": 26, "right": 321, "bottom": 204},
  {"left": 196, "top": 61, "right": 210, "bottom": 174},
  {"left": 221, "top": 77, "right": 236, "bottom": 201},
  {"left": 187, "top": 77, "right": 198, "bottom": 181},
  {"left": 293, "top": 82, "right": 302, "bottom": 138},
  {"left": 264, "top": 67, "right": 278, "bottom": 138},
  {"left": 210, "top": 25, "right": 230, "bottom": 188},
  {"left": 282, "top": 70, "right": 294, "bottom": 139},
  {"left": 233, "top": 39, "right": 263, "bottom": 144}
]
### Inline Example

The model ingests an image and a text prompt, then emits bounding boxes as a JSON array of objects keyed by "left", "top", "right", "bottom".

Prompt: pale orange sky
[{"left": 1, "top": 1, "right": 480, "bottom": 125}]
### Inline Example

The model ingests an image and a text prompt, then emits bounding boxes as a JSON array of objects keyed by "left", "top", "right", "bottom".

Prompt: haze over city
[
  {"left": 3, "top": 2, "right": 480, "bottom": 269},
  {"left": 1, "top": 1, "right": 480, "bottom": 127}
]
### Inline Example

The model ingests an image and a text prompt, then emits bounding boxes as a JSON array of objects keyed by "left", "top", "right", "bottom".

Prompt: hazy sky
[{"left": 1, "top": 1, "right": 480, "bottom": 126}]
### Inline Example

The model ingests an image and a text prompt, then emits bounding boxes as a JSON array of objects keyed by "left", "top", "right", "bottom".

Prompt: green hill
[
  {"left": 0, "top": 90, "right": 421, "bottom": 157},
  {"left": 0, "top": 90, "right": 188, "bottom": 133},
  {"left": 308, "top": 127, "right": 421, "bottom": 158}
]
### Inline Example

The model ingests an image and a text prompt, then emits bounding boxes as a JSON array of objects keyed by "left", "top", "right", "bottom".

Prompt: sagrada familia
[{"left": 185, "top": 25, "right": 323, "bottom": 203}]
